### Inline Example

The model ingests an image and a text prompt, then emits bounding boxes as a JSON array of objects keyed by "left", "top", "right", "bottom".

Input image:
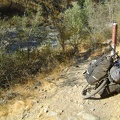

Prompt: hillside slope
[{"left": 0, "top": 58, "right": 120, "bottom": 120}]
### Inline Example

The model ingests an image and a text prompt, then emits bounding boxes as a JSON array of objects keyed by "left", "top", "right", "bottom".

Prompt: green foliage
[
  {"left": 64, "top": 2, "right": 84, "bottom": 36},
  {"left": 1, "top": 0, "right": 120, "bottom": 89},
  {"left": 0, "top": 6, "right": 49, "bottom": 87},
  {"left": 62, "top": 2, "right": 87, "bottom": 52}
]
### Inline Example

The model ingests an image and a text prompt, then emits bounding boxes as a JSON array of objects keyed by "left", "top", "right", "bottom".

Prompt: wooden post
[{"left": 111, "top": 23, "right": 117, "bottom": 56}]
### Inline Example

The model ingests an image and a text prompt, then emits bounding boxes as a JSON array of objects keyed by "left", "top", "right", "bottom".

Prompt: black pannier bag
[
  {"left": 98, "top": 58, "right": 120, "bottom": 98},
  {"left": 83, "top": 55, "right": 113, "bottom": 85},
  {"left": 109, "top": 58, "right": 120, "bottom": 84},
  {"left": 110, "top": 66, "right": 120, "bottom": 83},
  {"left": 98, "top": 82, "right": 120, "bottom": 98}
]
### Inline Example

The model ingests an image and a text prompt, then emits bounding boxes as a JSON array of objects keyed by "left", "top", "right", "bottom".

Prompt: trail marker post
[{"left": 111, "top": 23, "right": 118, "bottom": 56}]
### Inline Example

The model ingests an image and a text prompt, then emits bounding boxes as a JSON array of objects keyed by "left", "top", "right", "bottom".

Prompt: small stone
[
  {"left": 91, "top": 108, "right": 95, "bottom": 111},
  {"left": 76, "top": 84, "right": 80, "bottom": 87},
  {"left": 36, "top": 101, "right": 39, "bottom": 103},
  {"left": 103, "top": 103, "right": 107, "bottom": 105},
  {"left": 118, "top": 102, "right": 120, "bottom": 105},
  {"left": 42, "top": 89, "right": 44, "bottom": 91},
  {"left": 44, "top": 108, "right": 48, "bottom": 113},
  {"left": 83, "top": 113, "right": 100, "bottom": 120},
  {"left": 73, "top": 85, "right": 77, "bottom": 89},
  {"left": 62, "top": 110, "right": 64, "bottom": 112},
  {"left": 70, "top": 99, "right": 74, "bottom": 102},
  {"left": 75, "top": 101, "right": 79, "bottom": 104},
  {"left": 41, "top": 105, "right": 43, "bottom": 108},
  {"left": 58, "top": 110, "right": 64, "bottom": 115},
  {"left": 47, "top": 111, "right": 57, "bottom": 116},
  {"left": 110, "top": 117, "right": 118, "bottom": 120},
  {"left": 44, "top": 96, "right": 46, "bottom": 99},
  {"left": 45, "top": 90, "right": 47, "bottom": 92},
  {"left": 79, "top": 105, "right": 84, "bottom": 109},
  {"left": 46, "top": 110, "right": 49, "bottom": 113},
  {"left": 68, "top": 116, "right": 77, "bottom": 120},
  {"left": 77, "top": 111, "right": 100, "bottom": 120}
]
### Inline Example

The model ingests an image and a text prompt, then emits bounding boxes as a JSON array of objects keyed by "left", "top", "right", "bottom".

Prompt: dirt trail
[{"left": 0, "top": 60, "right": 120, "bottom": 120}]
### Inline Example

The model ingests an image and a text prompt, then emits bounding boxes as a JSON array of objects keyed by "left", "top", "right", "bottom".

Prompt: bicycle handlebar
[{"left": 103, "top": 40, "right": 119, "bottom": 59}]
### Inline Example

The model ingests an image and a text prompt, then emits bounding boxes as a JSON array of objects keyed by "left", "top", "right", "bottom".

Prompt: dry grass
[{"left": 1, "top": 42, "right": 120, "bottom": 112}]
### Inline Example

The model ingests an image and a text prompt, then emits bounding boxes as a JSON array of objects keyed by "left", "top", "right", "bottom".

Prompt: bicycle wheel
[{"left": 81, "top": 79, "right": 108, "bottom": 99}]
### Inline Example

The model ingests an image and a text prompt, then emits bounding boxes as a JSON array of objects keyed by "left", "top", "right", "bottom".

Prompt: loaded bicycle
[{"left": 81, "top": 40, "right": 120, "bottom": 99}]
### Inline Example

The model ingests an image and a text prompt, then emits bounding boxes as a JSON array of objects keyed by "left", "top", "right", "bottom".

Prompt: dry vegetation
[{"left": 0, "top": 0, "right": 120, "bottom": 89}]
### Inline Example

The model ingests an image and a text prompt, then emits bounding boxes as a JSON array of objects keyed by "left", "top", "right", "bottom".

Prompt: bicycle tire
[{"left": 81, "top": 79, "right": 108, "bottom": 99}]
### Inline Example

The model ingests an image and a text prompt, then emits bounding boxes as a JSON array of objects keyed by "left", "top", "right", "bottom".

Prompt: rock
[
  {"left": 70, "top": 99, "right": 74, "bottom": 102},
  {"left": 110, "top": 117, "right": 118, "bottom": 120},
  {"left": 75, "top": 101, "right": 79, "bottom": 104},
  {"left": 41, "top": 105, "right": 43, "bottom": 108},
  {"left": 56, "top": 110, "right": 64, "bottom": 116},
  {"left": 47, "top": 111, "right": 57, "bottom": 116},
  {"left": 62, "top": 110, "right": 64, "bottom": 113},
  {"left": 79, "top": 105, "right": 84, "bottom": 109},
  {"left": 68, "top": 116, "right": 78, "bottom": 120},
  {"left": 91, "top": 108, "right": 95, "bottom": 111},
  {"left": 43, "top": 108, "right": 49, "bottom": 113},
  {"left": 83, "top": 113, "right": 100, "bottom": 120},
  {"left": 77, "top": 111, "right": 100, "bottom": 120}
]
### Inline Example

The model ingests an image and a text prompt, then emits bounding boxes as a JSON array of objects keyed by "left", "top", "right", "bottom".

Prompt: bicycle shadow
[{"left": 85, "top": 92, "right": 120, "bottom": 100}]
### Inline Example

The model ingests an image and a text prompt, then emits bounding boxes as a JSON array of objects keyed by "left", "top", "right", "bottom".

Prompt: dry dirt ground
[{"left": 0, "top": 48, "right": 120, "bottom": 120}]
